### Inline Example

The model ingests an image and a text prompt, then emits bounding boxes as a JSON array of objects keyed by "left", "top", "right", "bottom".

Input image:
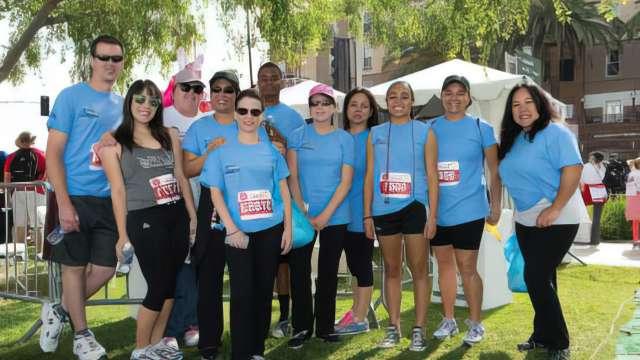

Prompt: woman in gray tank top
[{"left": 100, "top": 79, "right": 196, "bottom": 360}]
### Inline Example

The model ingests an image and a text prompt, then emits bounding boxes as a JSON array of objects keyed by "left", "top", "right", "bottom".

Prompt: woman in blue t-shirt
[
  {"left": 430, "top": 75, "right": 502, "bottom": 346},
  {"left": 364, "top": 81, "right": 438, "bottom": 351},
  {"left": 333, "top": 88, "right": 378, "bottom": 336},
  {"left": 286, "top": 83, "right": 354, "bottom": 349},
  {"left": 201, "top": 89, "right": 292, "bottom": 360},
  {"left": 498, "top": 84, "right": 582, "bottom": 359}
]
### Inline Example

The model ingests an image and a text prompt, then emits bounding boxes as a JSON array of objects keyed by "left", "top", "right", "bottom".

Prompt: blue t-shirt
[
  {"left": 201, "top": 138, "right": 289, "bottom": 233},
  {"left": 289, "top": 124, "right": 355, "bottom": 225},
  {"left": 183, "top": 114, "right": 268, "bottom": 158},
  {"left": 431, "top": 115, "right": 496, "bottom": 226},
  {"left": 499, "top": 123, "right": 582, "bottom": 212},
  {"left": 264, "top": 103, "right": 305, "bottom": 143},
  {"left": 47, "top": 83, "right": 123, "bottom": 197},
  {"left": 347, "top": 129, "right": 369, "bottom": 233},
  {"left": 371, "top": 120, "right": 430, "bottom": 216}
]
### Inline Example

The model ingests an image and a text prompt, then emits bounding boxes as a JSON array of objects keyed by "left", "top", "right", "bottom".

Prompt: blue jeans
[{"left": 166, "top": 262, "right": 198, "bottom": 338}]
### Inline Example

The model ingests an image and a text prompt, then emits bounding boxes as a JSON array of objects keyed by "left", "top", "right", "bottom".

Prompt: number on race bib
[
  {"left": 380, "top": 172, "right": 412, "bottom": 199},
  {"left": 238, "top": 190, "right": 273, "bottom": 220},
  {"left": 149, "top": 173, "right": 181, "bottom": 205},
  {"left": 438, "top": 161, "right": 460, "bottom": 186}
]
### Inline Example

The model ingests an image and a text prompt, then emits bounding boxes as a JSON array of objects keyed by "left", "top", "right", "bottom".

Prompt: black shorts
[
  {"left": 278, "top": 254, "right": 289, "bottom": 264},
  {"left": 373, "top": 201, "right": 426, "bottom": 236},
  {"left": 51, "top": 196, "right": 118, "bottom": 267},
  {"left": 431, "top": 217, "right": 485, "bottom": 250}
]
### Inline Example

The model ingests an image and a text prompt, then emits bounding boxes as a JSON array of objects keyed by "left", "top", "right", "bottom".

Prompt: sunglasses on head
[
  {"left": 133, "top": 94, "right": 161, "bottom": 108},
  {"left": 236, "top": 107, "right": 263, "bottom": 116},
  {"left": 94, "top": 54, "right": 124, "bottom": 63},
  {"left": 179, "top": 83, "right": 204, "bottom": 94},
  {"left": 309, "top": 101, "right": 332, "bottom": 107},
  {"left": 211, "top": 86, "right": 236, "bottom": 94}
]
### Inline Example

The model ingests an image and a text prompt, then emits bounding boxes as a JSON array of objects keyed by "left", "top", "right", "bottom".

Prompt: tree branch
[{"left": 0, "top": 0, "right": 63, "bottom": 83}]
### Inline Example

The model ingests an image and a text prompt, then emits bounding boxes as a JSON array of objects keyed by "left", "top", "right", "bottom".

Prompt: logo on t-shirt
[
  {"left": 438, "top": 161, "right": 460, "bottom": 186},
  {"left": 238, "top": 189, "right": 273, "bottom": 220},
  {"left": 380, "top": 172, "right": 411, "bottom": 198}
]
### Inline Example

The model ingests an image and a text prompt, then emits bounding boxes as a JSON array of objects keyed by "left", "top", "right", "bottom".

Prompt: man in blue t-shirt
[
  {"left": 257, "top": 61, "right": 304, "bottom": 338},
  {"left": 43, "top": 35, "right": 124, "bottom": 360}
]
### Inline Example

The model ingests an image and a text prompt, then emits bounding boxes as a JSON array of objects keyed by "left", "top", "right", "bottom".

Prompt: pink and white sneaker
[{"left": 335, "top": 309, "right": 354, "bottom": 329}]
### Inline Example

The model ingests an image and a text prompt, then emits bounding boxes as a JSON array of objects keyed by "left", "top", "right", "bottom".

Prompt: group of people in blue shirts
[{"left": 42, "top": 35, "right": 581, "bottom": 360}]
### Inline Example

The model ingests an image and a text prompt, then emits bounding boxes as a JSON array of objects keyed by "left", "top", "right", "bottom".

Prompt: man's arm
[{"left": 46, "top": 129, "right": 80, "bottom": 232}]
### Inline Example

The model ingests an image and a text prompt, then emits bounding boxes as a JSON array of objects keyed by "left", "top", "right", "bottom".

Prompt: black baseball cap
[
  {"left": 441, "top": 75, "right": 471, "bottom": 93},
  {"left": 209, "top": 70, "right": 240, "bottom": 94}
]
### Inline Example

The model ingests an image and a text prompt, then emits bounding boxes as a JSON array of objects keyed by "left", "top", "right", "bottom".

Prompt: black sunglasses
[
  {"left": 212, "top": 86, "right": 236, "bottom": 94},
  {"left": 309, "top": 101, "right": 332, "bottom": 107},
  {"left": 179, "top": 83, "right": 204, "bottom": 94},
  {"left": 133, "top": 94, "right": 161, "bottom": 108},
  {"left": 94, "top": 54, "right": 124, "bottom": 63},
  {"left": 236, "top": 108, "right": 263, "bottom": 116}
]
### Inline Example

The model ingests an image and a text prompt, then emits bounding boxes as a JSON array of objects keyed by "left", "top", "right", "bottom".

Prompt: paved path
[{"left": 569, "top": 242, "right": 640, "bottom": 268}]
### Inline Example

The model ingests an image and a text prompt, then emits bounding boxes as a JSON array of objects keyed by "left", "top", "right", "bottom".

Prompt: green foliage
[
  {"left": 0, "top": 1, "right": 205, "bottom": 88},
  {"left": 601, "top": 195, "right": 633, "bottom": 240}
]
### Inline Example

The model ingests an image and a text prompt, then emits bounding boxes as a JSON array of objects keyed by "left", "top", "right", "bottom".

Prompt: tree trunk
[{"left": 0, "top": 0, "right": 63, "bottom": 83}]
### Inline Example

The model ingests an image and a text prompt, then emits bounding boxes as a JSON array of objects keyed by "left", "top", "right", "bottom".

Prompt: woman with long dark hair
[
  {"left": 498, "top": 84, "right": 583, "bottom": 360},
  {"left": 334, "top": 88, "right": 378, "bottom": 335},
  {"left": 100, "top": 79, "right": 196, "bottom": 360},
  {"left": 364, "top": 81, "right": 438, "bottom": 350},
  {"left": 200, "top": 89, "right": 292, "bottom": 360}
]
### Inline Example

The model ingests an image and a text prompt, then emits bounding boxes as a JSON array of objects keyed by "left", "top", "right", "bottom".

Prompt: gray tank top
[{"left": 120, "top": 146, "right": 181, "bottom": 211}]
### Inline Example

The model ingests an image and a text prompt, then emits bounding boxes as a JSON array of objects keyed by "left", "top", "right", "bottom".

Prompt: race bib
[
  {"left": 438, "top": 161, "right": 460, "bottom": 186},
  {"left": 238, "top": 189, "right": 273, "bottom": 220},
  {"left": 379, "top": 172, "right": 411, "bottom": 198},
  {"left": 89, "top": 143, "right": 102, "bottom": 171},
  {"left": 149, "top": 173, "right": 181, "bottom": 205}
]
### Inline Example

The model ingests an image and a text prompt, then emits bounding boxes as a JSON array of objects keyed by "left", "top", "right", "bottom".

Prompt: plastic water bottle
[
  {"left": 46, "top": 226, "right": 65, "bottom": 245},
  {"left": 117, "top": 242, "right": 134, "bottom": 274}
]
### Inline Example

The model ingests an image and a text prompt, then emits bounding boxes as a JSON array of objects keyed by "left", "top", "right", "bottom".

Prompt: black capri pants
[
  {"left": 344, "top": 231, "right": 374, "bottom": 287},
  {"left": 127, "top": 200, "right": 190, "bottom": 312}
]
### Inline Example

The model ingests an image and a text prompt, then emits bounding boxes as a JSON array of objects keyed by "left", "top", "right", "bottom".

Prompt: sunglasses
[
  {"left": 211, "top": 86, "right": 236, "bottom": 94},
  {"left": 236, "top": 108, "right": 263, "bottom": 116},
  {"left": 179, "top": 83, "right": 204, "bottom": 94},
  {"left": 133, "top": 94, "right": 161, "bottom": 108},
  {"left": 94, "top": 54, "right": 124, "bottom": 63},
  {"left": 310, "top": 101, "right": 333, "bottom": 107}
]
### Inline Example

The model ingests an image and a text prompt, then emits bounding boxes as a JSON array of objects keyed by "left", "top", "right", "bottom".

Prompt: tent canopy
[{"left": 280, "top": 80, "right": 346, "bottom": 119}]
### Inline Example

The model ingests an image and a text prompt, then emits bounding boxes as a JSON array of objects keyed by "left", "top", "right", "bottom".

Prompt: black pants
[
  {"left": 590, "top": 202, "right": 603, "bottom": 245},
  {"left": 344, "top": 231, "right": 374, "bottom": 287},
  {"left": 127, "top": 201, "right": 189, "bottom": 312},
  {"left": 515, "top": 223, "right": 578, "bottom": 350},
  {"left": 227, "top": 223, "right": 283, "bottom": 360},
  {"left": 193, "top": 185, "right": 225, "bottom": 357}
]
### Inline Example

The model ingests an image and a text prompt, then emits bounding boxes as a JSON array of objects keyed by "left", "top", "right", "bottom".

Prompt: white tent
[
  {"left": 368, "top": 59, "right": 566, "bottom": 130},
  {"left": 280, "top": 80, "right": 346, "bottom": 119}
]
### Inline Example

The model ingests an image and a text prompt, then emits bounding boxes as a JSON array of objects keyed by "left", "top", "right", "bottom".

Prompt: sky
[{"left": 0, "top": 4, "right": 268, "bottom": 153}]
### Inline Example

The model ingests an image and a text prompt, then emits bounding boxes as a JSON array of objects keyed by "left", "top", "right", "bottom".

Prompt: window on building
[
  {"left": 363, "top": 44, "right": 373, "bottom": 71},
  {"left": 606, "top": 50, "right": 620, "bottom": 77},
  {"left": 605, "top": 100, "right": 623, "bottom": 123},
  {"left": 363, "top": 12, "right": 372, "bottom": 35},
  {"left": 559, "top": 59, "right": 574, "bottom": 81}
]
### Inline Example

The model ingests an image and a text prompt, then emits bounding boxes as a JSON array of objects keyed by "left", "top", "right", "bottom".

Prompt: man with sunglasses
[
  {"left": 163, "top": 68, "right": 210, "bottom": 349},
  {"left": 44, "top": 34, "right": 124, "bottom": 360}
]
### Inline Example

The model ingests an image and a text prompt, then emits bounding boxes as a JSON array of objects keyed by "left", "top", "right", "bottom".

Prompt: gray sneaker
[
  {"left": 378, "top": 326, "right": 400, "bottom": 348},
  {"left": 433, "top": 318, "right": 458, "bottom": 340},
  {"left": 148, "top": 337, "right": 183, "bottom": 360},
  {"left": 462, "top": 319, "right": 484, "bottom": 345},
  {"left": 271, "top": 320, "right": 289, "bottom": 338},
  {"left": 409, "top": 326, "right": 427, "bottom": 351}
]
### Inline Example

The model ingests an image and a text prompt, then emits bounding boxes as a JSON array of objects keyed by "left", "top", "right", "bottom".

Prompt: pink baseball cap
[{"left": 309, "top": 83, "right": 335, "bottom": 101}]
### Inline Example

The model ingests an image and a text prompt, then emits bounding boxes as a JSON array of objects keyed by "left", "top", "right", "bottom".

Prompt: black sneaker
[
  {"left": 517, "top": 339, "right": 546, "bottom": 352},
  {"left": 548, "top": 348, "right": 570, "bottom": 360},
  {"left": 318, "top": 334, "right": 341, "bottom": 343},
  {"left": 288, "top": 330, "right": 310, "bottom": 350}
]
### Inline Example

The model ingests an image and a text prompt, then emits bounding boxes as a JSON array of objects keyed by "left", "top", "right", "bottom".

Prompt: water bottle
[
  {"left": 117, "top": 242, "right": 134, "bottom": 274},
  {"left": 46, "top": 226, "right": 65, "bottom": 245}
]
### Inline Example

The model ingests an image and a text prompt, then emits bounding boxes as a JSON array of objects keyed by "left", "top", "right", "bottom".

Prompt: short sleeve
[
  {"left": 274, "top": 147, "right": 290, "bottom": 180},
  {"left": 547, "top": 124, "right": 582, "bottom": 170},
  {"left": 479, "top": 119, "right": 497, "bottom": 148},
  {"left": 200, "top": 150, "right": 223, "bottom": 189},
  {"left": 3, "top": 153, "right": 14, "bottom": 173},
  {"left": 340, "top": 131, "right": 355, "bottom": 167},
  {"left": 182, "top": 121, "right": 201, "bottom": 156},
  {"left": 47, "top": 89, "right": 74, "bottom": 134},
  {"left": 258, "top": 126, "right": 269, "bottom": 142},
  {"left": 288, "top": 126, "right": 304, "bottom": 151}
]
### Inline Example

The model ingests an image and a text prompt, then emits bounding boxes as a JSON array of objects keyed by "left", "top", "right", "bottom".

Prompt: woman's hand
[
  {"left": 281, "top": 225, "right": 292, "bottom": 255},
  {"left": 310, "top": 212, "right": 330, "bottom": 231},
  {"left": 206, "top": 136, "right": 226, "bottom": 153},
  {"left": 226, "top": 230, "right": 249, "bottom": 249},
  {"left": 486, "top": 204, "right": 501, "bottom": 226},
  {"left": 536, "top": 206, "right": 561, "bottom": 228},
  {"left": 424, "top": 216, "right": 437, "bottom": 240},
  {"left": 364, "top": 217, "right": 375, "bottom": 240},
  {"left": 115, "top": 237, "right": 129, "bottom": 263},
  {"left": 189, "top": 217, "right": 197, "bottom": 246}
]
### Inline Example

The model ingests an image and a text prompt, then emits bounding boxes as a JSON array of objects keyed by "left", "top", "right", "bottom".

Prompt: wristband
[
  {"left": 226, "top": 229, "right": 239, "bottom": 236},
  {"left": 363, "top": 216, "right": 373, "bottom": 220}
]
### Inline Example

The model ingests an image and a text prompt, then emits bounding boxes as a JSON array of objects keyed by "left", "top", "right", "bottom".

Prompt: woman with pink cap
[{"left": 286, "top": 83, "right": 355, "bottom": 349}]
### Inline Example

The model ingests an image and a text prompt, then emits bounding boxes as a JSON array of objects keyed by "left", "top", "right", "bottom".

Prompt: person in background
[
  {"left": 625, "top": 157, "right": 640, "bottom": 250},
  {"left": 163, "top": 67, "right": 208, "bottom": 348},
  {"left": 257, "top": 61, "right": 305, "bottom": 338},
  {"left": 100, "top": 79, "right": 195, "bottom": 360},
  {"left": 498, "top": 83, "right": 583, "bottom": 360},
  {"left": 334, "top": 88, "right": 378, "bottom": 336},
  {"left": 580, "top": 152, "right": 607, "bottom": 246}
]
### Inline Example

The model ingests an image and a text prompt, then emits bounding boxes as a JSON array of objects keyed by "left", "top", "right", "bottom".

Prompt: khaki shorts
[{"left": 11, "top": 190, "right": 46, "bottom": 228}]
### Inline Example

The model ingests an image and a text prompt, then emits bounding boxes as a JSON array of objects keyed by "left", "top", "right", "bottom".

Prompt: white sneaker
[
  {"left": 73, "top": 330, "right": 107, "bottom": 360},
  {"left": 130, "top": 346, "right": 156, "bottom": 360},
  {"left": 463, "top": 319, "right": 485, "bottom": 345},
  {"left": 251, "top": 356, "right": 266, "bottom": 360},
  {"left": 271, "top": 320, "right": 289, "bottom": 338},
  {"left": 148, "top": 337, "right": 183, "bottom": 360},
  {"left": 39, "top": 302, "right": 65, "bottom": 353},
  {"left": 183, "top": 326, "right": 199, "bottom": 347},
  {"left": 433, "top": 318, "right": 458, "bottom": 340}
]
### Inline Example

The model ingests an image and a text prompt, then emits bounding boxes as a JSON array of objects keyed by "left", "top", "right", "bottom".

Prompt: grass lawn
[{"left": 0, "top": 264, "right": 638, "bottom": 359}]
